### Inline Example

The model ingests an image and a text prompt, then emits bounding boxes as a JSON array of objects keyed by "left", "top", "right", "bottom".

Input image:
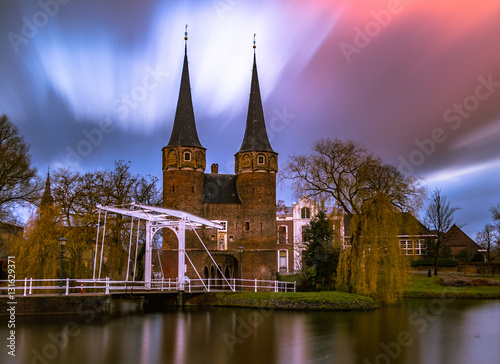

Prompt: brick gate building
[{"left": 160, "top": 34, "right": 278, "bottom": 282}]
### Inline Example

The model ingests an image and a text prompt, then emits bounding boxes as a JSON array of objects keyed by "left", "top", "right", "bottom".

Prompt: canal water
[{"left": 2, "top": 299, "right": 499, "bottom": 364}]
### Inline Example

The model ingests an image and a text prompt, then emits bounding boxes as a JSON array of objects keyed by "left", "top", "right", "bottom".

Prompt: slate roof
[
  {"left": 203, "top": 174, "right": 242, "bottom": 204},
  {"left": 166, "top": 46, "right": 204, "bottom": 149},
  {"left": 238, "top": 53, "right": 275, "bottom": 153},
  {"left": 444, "top": 224, "right": 481, "bottom": 249},
  {"left": 343, "top": 212, "right": 433, "bottom": 236}
]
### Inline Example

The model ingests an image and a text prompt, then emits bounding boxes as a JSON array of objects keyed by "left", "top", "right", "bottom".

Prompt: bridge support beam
[
  {"left": 145, "top": 221, "right": 152, "bottom": 289},
  {"left": 178, "top": 218, "right": 186, "bottom": 291}
]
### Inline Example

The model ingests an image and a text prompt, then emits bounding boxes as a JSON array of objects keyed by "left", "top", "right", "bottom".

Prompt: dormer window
[
  {"left": 301, "top": 207, "right": 311, "bottom": 219},
  {"left": 258, "top": 155, "right": 265, "bottom": 164},
  {"left": 184, "top": 151, "right": 191, "bottom": 161}
]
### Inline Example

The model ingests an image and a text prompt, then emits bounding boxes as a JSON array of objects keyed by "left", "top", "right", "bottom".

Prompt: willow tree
[
  {"left": 6, "top": 196, "right": 63, "bottom": 278},
  {"left": 282, "top": 138, "right": 423, "bottom": 302}
]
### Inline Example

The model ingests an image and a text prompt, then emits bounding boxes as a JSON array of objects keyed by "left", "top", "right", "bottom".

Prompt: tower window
[
  {"left": 258, "top": 155, "right": 265, "bottom": 164},
  {"left": 172, "top": 186, "right": 175, "bottom": 192},
  {"left": 184, "top": 152, "right": 191, "bottom": 161},
  {"left": 216, "top": 221, "right": 227, "bottom": 232},
  {"left": 244, "top": 221, "right": 250, "bottom": 231}
]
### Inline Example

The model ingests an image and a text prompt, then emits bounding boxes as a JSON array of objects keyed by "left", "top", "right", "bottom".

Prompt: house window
[
  {"left": 244, "top": 221, "right": 250, "bottom": 231},
  {"left": 258, "top": 155, "right": 265, "bottom": 164},
  {"left": 407, "top": 240, "right": 414, "bottom": 255},
  {"left": 301, "top": 226, "right": 310, "bottom": 243},
  {"left": 279, "top": 250, "right": 287, "bottom": 270},
  {"left": 416, "top": 240, "right": 426, "bottom": 255},
  {"left": 184, "top": 151, "right": 191, "bottom": 161},
  {"left": 301, "top": 207, "right": 311, "bottom": 219},
  {"left": 400, "top": 240, "right": 425, "bottom": 255},
  {"left": 278, "top": 225, "right": 287, "bottom": 244}
]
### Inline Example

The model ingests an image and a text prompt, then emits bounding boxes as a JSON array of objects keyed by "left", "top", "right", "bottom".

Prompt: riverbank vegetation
[
  {"left": 187, "top": 291, "right": 377, "bottom": 311},
  {"left": 403, "top": 274, "right": 500, "bottom": 299}
]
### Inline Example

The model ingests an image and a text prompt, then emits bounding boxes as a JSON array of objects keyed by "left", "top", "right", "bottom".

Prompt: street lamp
[
  {"left": 237, "top": 246, "right": 244, "bottom": 292},
  {"left": 59, "top": 236, "right": 67, "bottom": 296}
]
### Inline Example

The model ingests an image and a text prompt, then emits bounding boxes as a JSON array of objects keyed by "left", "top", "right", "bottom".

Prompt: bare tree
[
  {"left": 282, "top": 138, "right": 424, "bottom": 301},
  {"left": 476, "top": 224, "right": 499, "bottom": 262},
  {"left": 282, "top": 139, "right": 423, "bottom": 243},
  {"left": 425, "top": 188, "right": 461, "bottom": 276},
  {"left": 491, "top": 203, "right": 500, "bottom": 222},
  {"left": 0, "top": 115, "right": 39, "bottom": 221},
  {"left": 276, "top": 199, "right": 287, "bottom": 214}
]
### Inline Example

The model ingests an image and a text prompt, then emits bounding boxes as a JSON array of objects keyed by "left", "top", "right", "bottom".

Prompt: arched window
[
  {"left": 224, "top": 266, "right": 231, "bottom": 288},
  {"left": 203, "top": 266, "right": 209, "bottom": 285},
  {"left": 278, "top": 225, "right": 287, "bottom": 244},
  {"left": 301, "top": 207, "right": 311, "bottom": 219}
]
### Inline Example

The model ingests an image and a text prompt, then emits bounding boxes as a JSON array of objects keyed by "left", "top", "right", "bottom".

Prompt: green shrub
[
  {"left": 411, "top": 258, "right": 459, "bottom": 267},
  {"left": 471, "top": 252, "right": 485, "bottom": 262},
  {"left": 456, "top": 248, "right": 473, "bottom": 262}
]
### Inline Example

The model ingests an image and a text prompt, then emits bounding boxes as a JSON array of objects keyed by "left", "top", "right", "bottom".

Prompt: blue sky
[{"left": 1, "top": 0, "right": 500, "bottom": 237}]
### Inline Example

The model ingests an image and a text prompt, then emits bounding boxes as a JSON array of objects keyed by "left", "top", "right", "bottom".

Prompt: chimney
[{"left": 211, "top": 163, "right": 219, "bottom": 174}]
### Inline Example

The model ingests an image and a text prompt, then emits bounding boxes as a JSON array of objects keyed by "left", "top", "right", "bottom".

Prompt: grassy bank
[
  {"left": 186, "top": 291, "right": 377, "bottom": 311},
  {"left": 403, "top": 275, "right": 500, "bottom": 299}
]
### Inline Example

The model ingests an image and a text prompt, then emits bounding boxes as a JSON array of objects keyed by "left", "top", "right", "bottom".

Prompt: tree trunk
[{"left": 434, "top": 247, "right": 439, "bottom": 276}]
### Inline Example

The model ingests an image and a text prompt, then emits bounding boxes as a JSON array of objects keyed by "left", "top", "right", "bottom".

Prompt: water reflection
[{"left": 1, "top": 299, "right": 499, "bottom": 364}]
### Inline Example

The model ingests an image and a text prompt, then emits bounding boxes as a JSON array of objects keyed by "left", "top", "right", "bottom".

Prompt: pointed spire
[
  {"left": 166, "top": 25, "right": 204, "bottom": 149},
  {"left": 40, "top": 168, "right": 53, "bottom": 208},
  {"left": 238, "top": 34, "right": 274, "bottom": 153}
]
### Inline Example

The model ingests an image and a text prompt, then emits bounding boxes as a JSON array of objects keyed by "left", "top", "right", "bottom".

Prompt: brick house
[
  {"left": 161, "top": 36, "right": 278, "bottom": 281},
  {"left": 444, "top": 224, "right": 485, "bottom": 259}
]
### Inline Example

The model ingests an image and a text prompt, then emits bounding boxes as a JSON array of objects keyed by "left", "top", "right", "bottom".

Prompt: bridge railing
[
  {"left": 0, "top": 278, "right": 84, "bottom": 296},
  {"left": 184, "top": 278, "right": 296, "bottom": 293},
  {"left": 0, "top": 277, "right": 296, "bottom": 296}
]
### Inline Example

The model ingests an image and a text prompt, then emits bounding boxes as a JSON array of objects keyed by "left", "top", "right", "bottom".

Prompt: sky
[{"left": 1, "top": 0, "right": 500, "bottom": 238}]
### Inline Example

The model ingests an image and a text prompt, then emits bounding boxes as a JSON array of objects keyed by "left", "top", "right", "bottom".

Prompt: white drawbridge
[{"left": 94, "top": 203, "right": 224, "bottom": 291}]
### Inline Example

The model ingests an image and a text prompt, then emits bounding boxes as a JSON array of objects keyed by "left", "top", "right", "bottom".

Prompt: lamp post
[
  {"left": 237, "top": 246, "right": 244, "bottom": 292},
  {"left": 59, "top": 236, "right": 67, "bottom": 296}
]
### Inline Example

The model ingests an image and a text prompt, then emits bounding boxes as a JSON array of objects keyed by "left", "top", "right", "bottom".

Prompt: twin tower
[{"left": 161, "top": 32, "right": 279, "bottom": 280}]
